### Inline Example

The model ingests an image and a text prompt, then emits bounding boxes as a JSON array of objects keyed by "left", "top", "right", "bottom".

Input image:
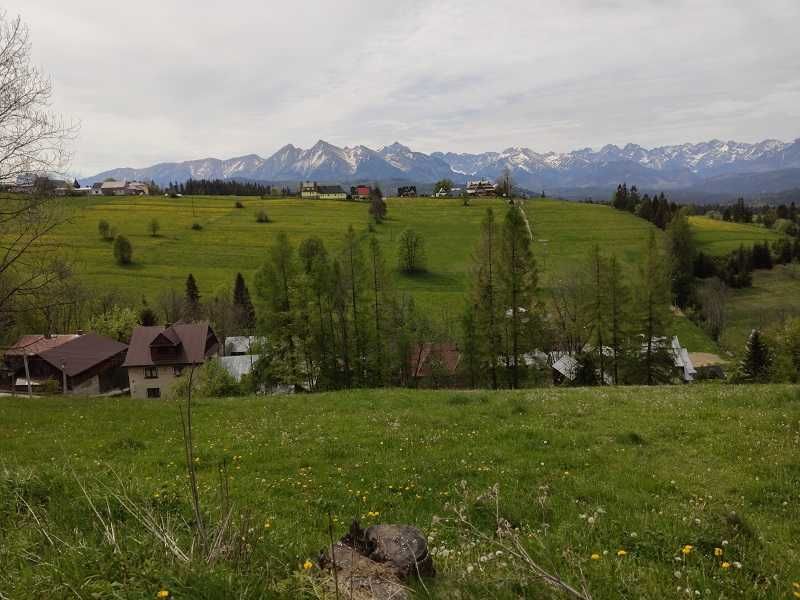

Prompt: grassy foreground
[{"left": 1, "top": 385, "right": 799, "bottom": 598}]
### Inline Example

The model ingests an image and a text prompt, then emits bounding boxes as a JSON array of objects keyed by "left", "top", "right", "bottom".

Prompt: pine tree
[
  {"left": 636, "top": 230, "right": 672, "bottom": 385},
  {"left": 366, "top": 235, "right": 390, "bottom": 385},
  {"left": 342, "top": 226, "right": 367, "bottom": 384},
  {"left": 607, "top": 255, "right": 631, "bottom": 384},
  {"left": 666, "top": 208, "right": 697, "bottom": 308},
  {"left": 586, "top": 244, "right": 609, "bottom": 383},
  {"left": 497, "top": 204, "right": 537, "bottom": 388},
  {"left": 232, "top": 272, "right": 256, "bottom": 331},
  {"left": 470, "top": 208, "right": 501, "bottom": 388},
  {"left": 185, "top": 274, "right": 200, "bottom": 319},
  {"left": 738, "top": 329, "right": 773, "bottom": 382}
]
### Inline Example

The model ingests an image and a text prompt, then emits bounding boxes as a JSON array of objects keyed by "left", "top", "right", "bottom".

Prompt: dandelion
[
  {"left": 617, "top": 549, "right": 627, "bottom": 557},
  {"left": 714, "top": 547, "right": 723, "bottom": 557},
  {"left": 721, "top": 562, "right": 731, "bottom": 570},
  {"left": 303, "top": 559, "right": 314, "bottom": 570},
  {"left": 156, "top": 591, "right": 170, "bottom": 599},
  {"left": 681, "top": 544, "right": 694, "bottom": 555},
  {"left": 590, "top": 553, "right": 601, "bottom": 560}
]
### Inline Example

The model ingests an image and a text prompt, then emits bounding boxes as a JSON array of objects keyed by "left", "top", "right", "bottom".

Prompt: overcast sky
[{"left": 8, "top": 0, "right": 800, "bottom": 176}]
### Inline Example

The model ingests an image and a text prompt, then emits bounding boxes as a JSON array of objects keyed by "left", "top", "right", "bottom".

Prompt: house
[
  {"left": 2, "top": 332, "right": 128, "bottom": 395},
  {"left": 639, "top": 336, "right": 697, "bottom": 382},
  {"left": 409, "top": 342, "right": 462, "bottom": 387},
  {"left": 351, "top": 185, "right": 371, "bottom": 200},
  {"left": 318, "top": 185, "right": 346, "bottom": 200},
  {"left": 300, "top": 181, "right": 319, "bottom": 198},
  {"left": 397, "top": 185, "right": 417, "bottom": 197},
  {"left": 91, "top": 182, "right": 103, "bottom": 195},
  {"left": 434, "top": 186, "right": 462, "bottom": 198},
  {"left": 123, "top": 322, "right": 220, "bottom": 399},
  {"left": 687, "top": 352, "right": 727, "bottom": 380},
  {"left": 300, "top": 182, "right": 346, "bottom": 200},
  {"left": 100, "top": 180, "right": 149, "bottom": 196},
  {"left": 219, "top": 355, "right": 260, "bottom": 383},
  {"left": 466, "top": 180, "right": 497, "bottom": 196}
]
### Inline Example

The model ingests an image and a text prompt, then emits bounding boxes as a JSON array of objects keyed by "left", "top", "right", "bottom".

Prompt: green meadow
[
  {"left": 48, "top": 195, "right": 656, "bottom": 315},
  {"left": 1, "top": 386, "right": 798, "bottom": 598},
  {"left": 688, "top": 216, "right": 783, "bottom": 256}
]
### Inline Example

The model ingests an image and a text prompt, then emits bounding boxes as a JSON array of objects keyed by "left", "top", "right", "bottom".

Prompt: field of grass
[
  {"left": 43, "top": 196, "right": 656, "bottom": 318},
  {"left": 688, "top": 216, "right": 783, "bottom": 257},
  {"left": 720, "top": 263, "right": 800, "bottom": 352},
  {"left": 1, "top": 386, "right": 798, "bottom": 598}
]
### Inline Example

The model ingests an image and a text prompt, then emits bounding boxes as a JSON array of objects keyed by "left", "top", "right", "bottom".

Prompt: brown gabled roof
[
  {"left": 5, "top": 334, "right": 79, "bottom": 356},
  {"left": 122, "top": 322, "right": 218, "bottom": 367},
  {"left": 38, "top": 333, "right": 128, "bottom": 377}
]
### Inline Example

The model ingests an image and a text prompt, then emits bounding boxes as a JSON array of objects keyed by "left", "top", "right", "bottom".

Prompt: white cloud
[{"left": 7, "top": 0, "right": 800, "bottom": 175}]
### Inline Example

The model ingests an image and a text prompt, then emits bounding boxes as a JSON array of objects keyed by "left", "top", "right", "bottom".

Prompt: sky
[{"left": 8, "top": 0, "right": 800, "bottom": 176}]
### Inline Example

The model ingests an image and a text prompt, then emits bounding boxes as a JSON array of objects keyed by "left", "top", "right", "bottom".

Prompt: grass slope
[
  {"left": 1, "top": 386, "right": 798, "bottom": 598},
  {"left": 44, "top": 196, "right": 658, "bottom": 315},
  {"left": 689, "top": 216, "right": 783, "bottom": 257}
]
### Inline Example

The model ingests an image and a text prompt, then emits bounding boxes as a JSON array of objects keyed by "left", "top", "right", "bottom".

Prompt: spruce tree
[
  {"left": 586, "top": 244, "right": 609, "bottom": 383},
  {"left": 185, "top": 273, "right": 200, "bottom": 319},
  {"left": 739, "top": 329, "right": 773, "bottom": 382},
  {"left": 607, "top": 254, "right": 631, "bottom": 384},
  {"left": 666, "top": 208, "right": 697, "bottom": 308},
  {"left": 636, "top": 230, "right": 672, "bottom": 385},
  {"left": 232, "top": 272, "right": 256, "bottom": 331},
  {"left": 470, "top": 208, "right": 501, "bottom": 388},
  {"left": 497, "top": 204, "right": 537, "bottom": 388}
]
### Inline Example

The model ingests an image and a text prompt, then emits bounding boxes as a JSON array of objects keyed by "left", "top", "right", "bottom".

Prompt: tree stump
[{"left": 319, "top": 521, "right": 434, "bottom": 600}]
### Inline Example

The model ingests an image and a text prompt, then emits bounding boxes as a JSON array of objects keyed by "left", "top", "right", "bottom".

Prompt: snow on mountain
[{"left": 84, "top": 138, "right": 800, "bottom": 193}]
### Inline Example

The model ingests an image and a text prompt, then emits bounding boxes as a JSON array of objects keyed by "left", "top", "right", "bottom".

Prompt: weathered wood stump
[{"left": 319, "top": 521, "right": 434, "bottom": 600}]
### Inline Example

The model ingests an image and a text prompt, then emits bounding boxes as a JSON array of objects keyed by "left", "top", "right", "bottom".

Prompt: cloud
[{"left": 7, "top": 0, "right": 800, "bottom": 175}]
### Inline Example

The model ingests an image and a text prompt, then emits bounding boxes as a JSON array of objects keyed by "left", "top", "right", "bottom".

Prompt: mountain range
[{"left": 84, "top": 138, "right": 800, "bottom": 198}]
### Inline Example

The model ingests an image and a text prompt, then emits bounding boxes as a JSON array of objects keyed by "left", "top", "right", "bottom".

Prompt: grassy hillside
[
  {"left": 46, "top": 196, "right": 656, "bottom": 315},
  {"left": 1, "top": 386, "right": 798, "bottom": 598},
  {"left": 689, "top": 216, "right": 783, "bottom": 256}
]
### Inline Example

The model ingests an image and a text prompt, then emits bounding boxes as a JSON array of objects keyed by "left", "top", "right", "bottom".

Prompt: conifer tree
[
  {"left": 738, "top": 329, "right": 773, "bottom": 382},
  {"left": 470, "top": 208, "right": 501, "bottom": 388},
  {"left": 497, "top": 205, "right": 537, "bottom": 388},
  {"left": 586, "top": 244, "right": 609, "bottom": 383},
  {"left": 232, "top": 272, "right": 256, "bottom": 331},
  {"left": 636, "top": 230, "right": 672, "bottom": 385},
  {"left": 666, "top": 208, "right": 696, "bottom": 308},
  {"left": 607, "top": 254, "right": 630, "bottom": 384},
  {"left": 185, "top": 273, "right": 200, "bottom": 319}
]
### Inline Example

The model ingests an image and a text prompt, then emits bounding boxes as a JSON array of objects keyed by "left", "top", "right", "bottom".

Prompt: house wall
[
  {"left": 319, "top": 193, "right": 346, "bottom": 199},
  {"left": 71, "top": 375, "right": 100, "bottom": 395},
  {"left": 128, "top": 365, "right": 182, "bottom": 399}
]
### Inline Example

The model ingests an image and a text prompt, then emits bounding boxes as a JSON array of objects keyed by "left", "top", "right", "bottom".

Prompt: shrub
[
  {"left": 113, "top": 235, "right": 133, "bottom": 265},
  {"left": 169, "top": 359, "right": 241, "bottom": 399},
  {"left": 191, "top": 222, "right": 203, "bottom": 231},
  {"left": 148, "top": 218, "right": 160, "bottom": 237},
  {"left": 98, "top": 219, "right": 111, "bottom": 240},
  {"left": 397, "top": 228, "right": 426, "bottom": 273},
  {"left": 234, "top": 200, "right": 244, "bottom": 209},
  {"left": 256, "top": 210, "right": 270, "bottom": 223}
]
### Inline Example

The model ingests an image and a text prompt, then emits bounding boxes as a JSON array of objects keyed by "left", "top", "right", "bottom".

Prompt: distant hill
[{"left": 85, "top": 138, "right": 800, "bottom": 200}]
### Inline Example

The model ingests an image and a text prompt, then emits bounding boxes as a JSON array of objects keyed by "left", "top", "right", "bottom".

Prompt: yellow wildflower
[
  {"left": 156, "top": 591, "right": 170, "bottom": 599},
  {"left": 303, "top": 559, "right": 314, "bottom": 570},
  {"left": 590, "top": 553, "right": 601, "bottom": 560},
  {"left": 617, "top": 549, "right": 627, "bottom": 557},
  {"left": 714, "top": 547, "right": 723, "bottom": 557},
  {"left": 681, "top": 544, "right": 693, "bottom": 555},
  {"left": 721, "top": 561, "right": 731, "bottom": 570}
]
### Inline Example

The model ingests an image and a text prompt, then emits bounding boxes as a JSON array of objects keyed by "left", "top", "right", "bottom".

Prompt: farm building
[
  {"left": 300, "top": 182, "right": 347, "bottom": 199},
  {"left": 123, "top": 322, "right": 220, "bottom": 399},
  {"left": 98, "top": 180, "right": 149, "bottom": 196},
  {"left": 351, "top": 185, "right": 371, "bottom": 200},
  {"left": 2, "top": 332, "right": 128, "bottom": 395},
  {"left": 466, "top": 180, "right": 497, "bottom": 196},
  {"left": 409, "top": 342, "right": 462, "bottom": 387}
]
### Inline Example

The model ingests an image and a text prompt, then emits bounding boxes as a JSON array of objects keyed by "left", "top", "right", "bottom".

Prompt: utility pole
[{"left": 23, "top": 352, "right": 32, "bottom": 398}]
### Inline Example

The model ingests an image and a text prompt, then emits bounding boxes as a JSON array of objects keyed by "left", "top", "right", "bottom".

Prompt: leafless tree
[
  {"left": 698, "top": 277, "right": 727, "bottom": 342},
  {"left": 549, "top": 267, "right": 593, "bottom": 354},
  {"left": 0, "top": 12, "right": 77, "bottom": 333}
]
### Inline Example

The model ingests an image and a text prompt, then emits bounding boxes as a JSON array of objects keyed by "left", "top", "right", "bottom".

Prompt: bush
[
  {"left": 234, "top": 201, "right": 244, "bottom": 209},
  {"left": 169, "top": 359, "right": 241, "bottom": 399},
  {"left": 256, "top": 210, "right": 270, "bottom": 223},
  {"left": 113, "top": 235, "right": 133, "bottom": 265},
  {"left": 397, "top": 228, "right": 426, "bottom": 273},
  {"left": 191, "top": 222, "right": 203, "bottom": 231},
  {"left": 148, "top": 218, "right": 160, "bottom": 237},
  {"left": 98, "top": 219, "right": 112, "bottom": 241}
]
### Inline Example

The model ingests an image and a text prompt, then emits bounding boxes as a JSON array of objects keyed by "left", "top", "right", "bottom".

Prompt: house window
[
  {"left": 173, "top": 366, "right": 184, "bottom": 376},
  {"left": 144, "top": 366, "right": 158, "bottom": 379},
  {"left": 146, "top": 387, "right": 161, "bottom": 398}
]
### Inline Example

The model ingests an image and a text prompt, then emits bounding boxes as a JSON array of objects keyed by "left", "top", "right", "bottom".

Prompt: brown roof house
[
  {"left": 3, "top": 333, "right": 128, "bottom": 395},
  {"left": 123, "top": 322, "right": 220, "bottom": 399},
  {"left": 409, "top": 342, "right": 462, "bottom": 388}
]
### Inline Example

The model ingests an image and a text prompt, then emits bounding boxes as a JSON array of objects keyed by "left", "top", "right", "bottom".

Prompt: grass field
[
  {"left": 44, "top": 196, "right": 655, "bottom": 317},
  {"left": 1, "top": 386, "right": 798, "bottom": 598},
  {"left": 688, "top": 216, "right": 783, "bottom": 256}
]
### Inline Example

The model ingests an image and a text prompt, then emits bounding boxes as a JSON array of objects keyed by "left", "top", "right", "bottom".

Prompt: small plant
[
  {"left": 191, "top": 222, "right": 203, "bottom": 231},
  {"left": 234, "top": 201, "right": 244, "bottom": 209},
  {"left": 255, "top": 210, "right": 270, "bottom": 223},
  {"left": 98, "top": 219, "right": 114, "bottom": 241},
  {"left": 113, "top": 235, "right": 133, "bottom": 265},
  {"left": 148, "top": 218, "right": 161, "bottom": 237}
]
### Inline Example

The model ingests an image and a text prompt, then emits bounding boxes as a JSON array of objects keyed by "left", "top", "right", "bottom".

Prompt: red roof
[
  {"left": 38, "top": 333, "right": 128, "bottom": 376},
  {"left": 5, "top": 334, "right": 78, "bottom": 356},
  {"left": 122, "top": 322, "right": 218, "bottom": 367}
]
